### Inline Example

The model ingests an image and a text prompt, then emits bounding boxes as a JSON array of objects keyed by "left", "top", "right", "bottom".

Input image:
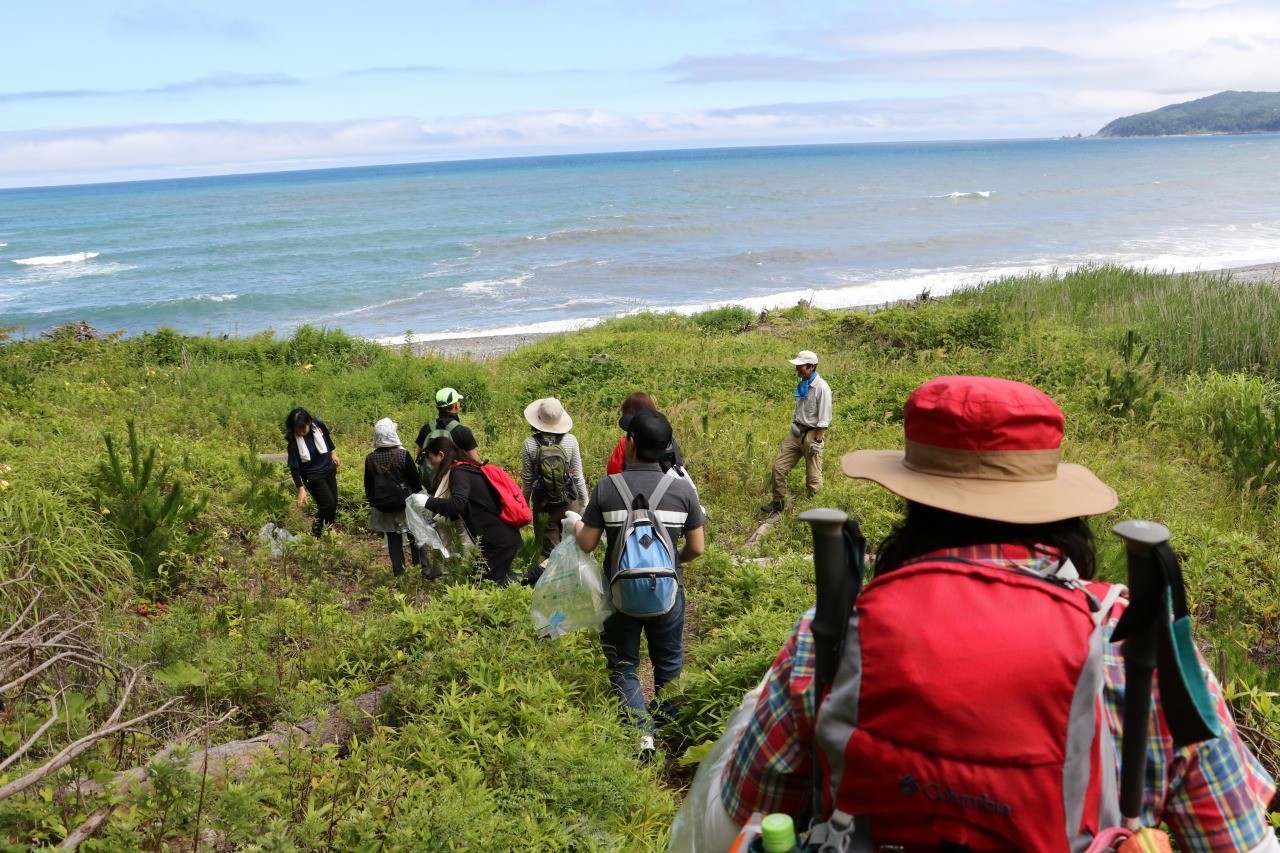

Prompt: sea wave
[
  {"left": 451, "top": 273, "right": 531, "bottom": 295},
  {"left": 194, "top": 294, "right": 239, "bottom": 303},
  {"left": 12, "top": 252, "right": 100, "bottom": 266},
  {"left": 524, "top": 225, "right": 647, "bottom": 243},
  {"left": 936, "top": 191, "right": 992, "bottom": 200}
]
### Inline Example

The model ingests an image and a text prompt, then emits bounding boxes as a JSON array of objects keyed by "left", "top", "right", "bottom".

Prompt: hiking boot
[{"left": 760, "top": 500, "right": 785, "bottom": 516}]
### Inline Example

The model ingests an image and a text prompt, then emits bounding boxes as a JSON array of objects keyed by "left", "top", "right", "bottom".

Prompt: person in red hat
[
  {"left": 678, "top": 376, "right": 1277, "bottom": 853},
  {"left": 761, "top": 349, "right": 832, "bottom": 516}
]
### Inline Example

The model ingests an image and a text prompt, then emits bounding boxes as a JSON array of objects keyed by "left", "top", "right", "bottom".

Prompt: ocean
[{"left": 3, "top": 137, "right": 1280, "bottom": 344}]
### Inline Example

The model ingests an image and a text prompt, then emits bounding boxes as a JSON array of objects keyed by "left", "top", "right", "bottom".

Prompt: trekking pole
[
  {"left": 1110, "top": 519, "right": 1169, "bottom": 830},
  {"left": 800, "top": 508, "right": 856, "bottom": 824}
]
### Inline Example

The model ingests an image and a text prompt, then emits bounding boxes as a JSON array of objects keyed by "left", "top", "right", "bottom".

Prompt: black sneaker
[{"left": 759, "top": 500, "right": 785, "bottom": 516}]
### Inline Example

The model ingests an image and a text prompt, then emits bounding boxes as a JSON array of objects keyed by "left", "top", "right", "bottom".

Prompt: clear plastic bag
[
  {"left": 531, "top": 515, "right": 613, "bottom": 638},
  {"left": 258, "top": 522, "right": 297, "bottom": 559},
  {"left": 404, "top": 493, "right": 450, "bottom": 559}
]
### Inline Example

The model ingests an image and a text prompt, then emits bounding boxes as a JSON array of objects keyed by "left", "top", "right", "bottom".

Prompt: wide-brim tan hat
[
  {"left": 841, "top": 376, "right": 1117, "bottom": 524},
  {"left": 524, "top": 397, "right": 574, "bottom": 433}
]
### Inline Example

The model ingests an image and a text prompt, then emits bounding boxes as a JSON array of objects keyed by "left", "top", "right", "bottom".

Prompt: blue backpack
[{"left": 606, "top": 470, "right": 680, "bottom": 618}]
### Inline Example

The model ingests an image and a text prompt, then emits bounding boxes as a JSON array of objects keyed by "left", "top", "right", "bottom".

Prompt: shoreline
[{"left": 390, "top": 261, "right": 1280, "bottom": 361}]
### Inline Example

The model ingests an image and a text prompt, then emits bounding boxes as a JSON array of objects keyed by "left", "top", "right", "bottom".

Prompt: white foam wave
[
  {"left": 525, "top": 224, "right": 647, "bottom": 243},
  {"left": 370, "top": 252, "right": 1280, "bottom": 347},
  {"left": 12, "top": 252, "right": 100, "bottom": 266},
  {"left": 451, "top": 273, "right": 531, "bottom": 295},
  {"left": 374, "top": 316, "right": 599, "bottom": 346},
  {"left": 194, "top": 293, "right": 238, "bottom": 302},
  {"left": 936, "top": 191, "right": 991, "bottom": 200}
]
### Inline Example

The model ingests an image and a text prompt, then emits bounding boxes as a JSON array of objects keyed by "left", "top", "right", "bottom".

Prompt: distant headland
[{"left": 1090, "top": 90, "right": 1280, "bottom": 138}]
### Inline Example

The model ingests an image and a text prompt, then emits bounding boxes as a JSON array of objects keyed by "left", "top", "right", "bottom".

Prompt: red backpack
[
  {"left": 813, "top": 554, "right": 1125, "bottom": 852},
  {"left": 457, "top": 460, "right": 532, "bottom": 529}
]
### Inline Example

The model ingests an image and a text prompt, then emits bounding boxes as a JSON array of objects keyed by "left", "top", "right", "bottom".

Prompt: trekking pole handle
[
  {"left": 801, "top": 508, "right": 850, "bottom": 606},
  {"left": 1111, "top": 520, "right": 1170, "bottom": 555},
  {"left": 801, "top": 508, "right": 852, "bottom": 662},
  {"left": 1111, "top": 520, "right": 1170, "bottom": 827},
  {"left": 801, "top": 508, "right": 851, "bottom": 822}
]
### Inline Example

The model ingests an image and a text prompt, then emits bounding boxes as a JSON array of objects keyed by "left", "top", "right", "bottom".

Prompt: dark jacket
[
  {"left": 363, "top": 446, "right": 422, "bottom": 507},
  {"left": 415, "top": 413, "right": 478, "bottom": 455},
  {"left": 424, "top": 462, "right": 522, "bottom": 572},
  {"left": 287, "top": 418, "right": 337, "bottom": 488}
]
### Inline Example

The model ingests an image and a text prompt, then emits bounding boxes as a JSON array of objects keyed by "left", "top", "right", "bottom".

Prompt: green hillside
[
  {"left": 1, "top": 267, "right": 1278, "bottom": 847},
  {"left": 1097, "top": 90, "right": 1280, "bottom": 137}
]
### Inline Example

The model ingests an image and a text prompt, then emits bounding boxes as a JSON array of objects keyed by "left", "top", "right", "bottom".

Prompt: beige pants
[{"left": 770, "top": 428, "right": 824, "bottom": 501}]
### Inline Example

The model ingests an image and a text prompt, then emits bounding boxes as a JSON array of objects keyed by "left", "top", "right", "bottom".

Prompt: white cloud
[
  {"left": 0, "top": 72, "right": 299, "bottom": 104},
  {"left": 0, "top": 93, "right": 1120, "bottom": 187},
  {"left": 111, "top": 5, "right": 266, "bottom": 39}
]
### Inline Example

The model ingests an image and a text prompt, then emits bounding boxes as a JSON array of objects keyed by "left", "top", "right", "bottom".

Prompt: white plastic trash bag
[
  {"left": 258, "top": 522, "right": 297, "bottom": 559},
  {"left": 404, "top": 493, "right": 450, "bottom": 559},
  {"left": 668, "top": 681, "right": 766, "bottom": 852},
  {"left": 531, "top": 515, "right": 613, "bottom": 638}
]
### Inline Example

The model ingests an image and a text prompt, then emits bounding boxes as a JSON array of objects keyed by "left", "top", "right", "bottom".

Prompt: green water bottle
[{"left": 747, "top": 812, "right": 801, "bottom": 852}]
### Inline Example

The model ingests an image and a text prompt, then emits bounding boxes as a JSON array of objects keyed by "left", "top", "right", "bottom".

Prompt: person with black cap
[
  {"left": 761, "top": 349, "right": 831, "bottom": 516},
  {"left": 576, "top": 408, "right": 706, "bottom": 756}
]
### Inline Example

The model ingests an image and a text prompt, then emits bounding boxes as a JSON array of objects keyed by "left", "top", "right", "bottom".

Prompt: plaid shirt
[{"left": 721, "top": 544, "right": 1278, "bottom": 852}]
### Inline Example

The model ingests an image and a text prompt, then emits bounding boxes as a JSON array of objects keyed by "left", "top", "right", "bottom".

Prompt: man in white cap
[{"left": 761, "top": 350, "right": 831, "bottom": 515}]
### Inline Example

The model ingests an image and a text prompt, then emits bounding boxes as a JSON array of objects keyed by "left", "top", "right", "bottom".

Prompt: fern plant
[
  {"left": 1099, "top": 329, "right": 1162, "bottom": 421},
  {"left": 96, "top": 419, "right": 207, "bottom": 588}
]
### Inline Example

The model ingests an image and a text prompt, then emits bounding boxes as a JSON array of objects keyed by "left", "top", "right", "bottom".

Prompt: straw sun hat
[
  {"left": 524, "top": 397, "right": 574, "bottom": 433},
  {"left": 840, "top": 376, "right": 1117, "bottom": 524}
]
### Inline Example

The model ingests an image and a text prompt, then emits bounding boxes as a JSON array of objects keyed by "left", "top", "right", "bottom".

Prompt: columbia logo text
[{"left": 895, "top": 774, "right": 1012, "bottom": 818}]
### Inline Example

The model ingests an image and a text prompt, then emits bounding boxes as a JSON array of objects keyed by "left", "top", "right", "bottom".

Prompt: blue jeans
[{"left": 600, "top": 589, "right": 685, "bottom": 735}]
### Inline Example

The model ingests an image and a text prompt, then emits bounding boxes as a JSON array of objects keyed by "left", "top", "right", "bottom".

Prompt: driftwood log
[{"left": 60, "top": 686, "right": 393, "bottom": 848}]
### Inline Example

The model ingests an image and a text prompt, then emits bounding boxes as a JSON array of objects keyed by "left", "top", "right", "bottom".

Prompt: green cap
[
  {"left": 760, "top": 813, "right": 796, "bottom": 853},
  {"left": 435, "top": 387, "right": 463, "bottom": 407}
]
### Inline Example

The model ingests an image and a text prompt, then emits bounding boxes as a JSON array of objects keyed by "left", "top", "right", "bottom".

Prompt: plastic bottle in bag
[{"left": 530, "top": 514, "right": 613, "bottom": 638}]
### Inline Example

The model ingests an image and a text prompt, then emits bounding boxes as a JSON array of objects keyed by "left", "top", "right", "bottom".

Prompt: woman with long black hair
[
  {"left": 421, "top": 436, "right": 522, "bottom": 587},
  {"left": 680, "top": 375, "right": 1277, "bottom": 853},
  {"left": 284, "top": 407, "right": 340, "bottom": 537}
]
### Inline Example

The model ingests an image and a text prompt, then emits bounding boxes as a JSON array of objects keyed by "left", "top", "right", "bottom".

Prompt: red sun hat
[{"left": 840, "top": 375, "right": 1117, "bottom": 523}]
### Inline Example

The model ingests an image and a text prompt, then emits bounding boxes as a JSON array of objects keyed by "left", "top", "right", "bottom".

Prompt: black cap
[
  {"left": 451, "top": 424, "right": 479, "bottom": 452},
  {"left": 623, "top": 409, "right": 673, "bottom": 459}
]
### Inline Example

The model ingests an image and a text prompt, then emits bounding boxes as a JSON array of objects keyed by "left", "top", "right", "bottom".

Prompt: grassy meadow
[{"left": 1, "top": 265, "right": 1278, "bottom": 849}]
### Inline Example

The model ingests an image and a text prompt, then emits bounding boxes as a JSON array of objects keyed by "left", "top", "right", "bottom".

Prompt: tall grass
[{"left": 953, "top": 264, "right": 1280, "bottom": 376}]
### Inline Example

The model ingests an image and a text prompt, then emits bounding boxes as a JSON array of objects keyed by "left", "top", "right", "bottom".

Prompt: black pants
[
  {"left": 304, "top": 471, "right": 338, "bottom": 537},
  {"left": 386, "top": 531, "right": 420, "bottom": 576}
]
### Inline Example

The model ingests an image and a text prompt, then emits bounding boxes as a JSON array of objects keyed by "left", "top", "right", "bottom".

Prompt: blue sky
[{"left": 3, "top": 0, "right": 1278, "bottom": 187}]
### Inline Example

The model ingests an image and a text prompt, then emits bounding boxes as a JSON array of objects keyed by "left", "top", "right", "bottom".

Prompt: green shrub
[
  {"left": 1097, "top": 330, "right": 1163, "bottom": 422},
  {"left": 692, "top": 305, "right": 754, "bottom": 335},
  {"left": 95, "top": 419, "right": 209, "bottom": 589},
  {"left": 837, "top": 302, "right": 1003, "bottom": 354}
]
